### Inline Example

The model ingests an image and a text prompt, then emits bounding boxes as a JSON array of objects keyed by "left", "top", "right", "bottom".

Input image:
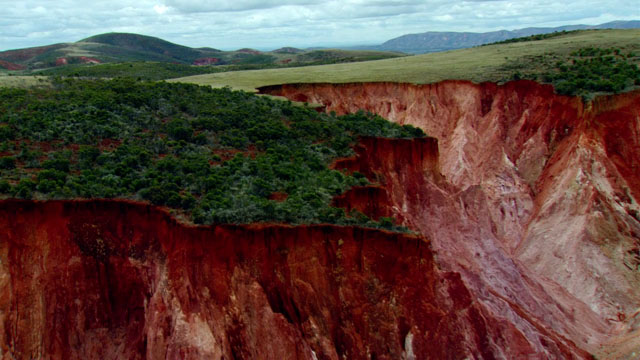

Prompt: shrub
[
  {"left": 42, "top": 158, "right": 70, "bottom": 172},
  {"left": 0, "top": 125, "right": 13, "bottom": 141},
  {"left": 0, "top": 180, "right": 11, "bottom": 193},
  {"left": 14, "top": 179, "right": 36, "bottom": 199},
  {"left": 0, "top": 157, "right": 16, "bottom": 170}
]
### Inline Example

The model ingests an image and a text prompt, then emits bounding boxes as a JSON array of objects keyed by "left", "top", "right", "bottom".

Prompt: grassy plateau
[{"left": 170, "top": 29, "right": 640, "bottom": 92}]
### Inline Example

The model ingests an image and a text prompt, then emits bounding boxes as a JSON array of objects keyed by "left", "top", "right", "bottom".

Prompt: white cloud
[
  {"left": 153, "top": 4, "right": 169, "bottom": 15},
  {"left": 0, "top": 0, "right": 637, "bottom": 51}
]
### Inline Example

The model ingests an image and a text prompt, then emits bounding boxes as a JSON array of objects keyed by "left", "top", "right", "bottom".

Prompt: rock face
[
  {"left": 261, "top": 81, "right": 640, "bottom": 357},
  {"left": 0, "top": 200, "right": 586, "bottom": 359},
  {"left": 2, "top": 80, "right": 639, "bottom": 359}
]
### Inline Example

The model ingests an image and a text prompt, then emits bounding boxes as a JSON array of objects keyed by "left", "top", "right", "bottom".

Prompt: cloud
[
  {"left": 0, "top": 0, "right": 637, "bottom": 51},
  {"left": 164, "top": 0, "right": 317, "bottom": 13},
  {"left": 154, "top": 4, "right": 169, "bottom": 15}
]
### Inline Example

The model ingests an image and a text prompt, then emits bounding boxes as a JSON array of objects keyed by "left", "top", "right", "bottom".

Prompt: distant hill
[
  {"left": 371, "top": 20, "right": 640, "bottom": 54},
  {"left": 0, "top": 33, "right": 403, "bottom": 71},
  {"left": 80, "top": 33, "right": 207, "bottom": 63}
]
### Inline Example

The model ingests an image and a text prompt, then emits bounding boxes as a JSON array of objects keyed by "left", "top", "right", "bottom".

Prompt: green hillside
[
  {"left": 0, "top": 33, "right": 404, "bottom": 72},
  {"left": 80, "top": 33, "right": 206, "bottom": 62},
  {"left": 171, "top": 29, "right": 640, "bottom": 92}
]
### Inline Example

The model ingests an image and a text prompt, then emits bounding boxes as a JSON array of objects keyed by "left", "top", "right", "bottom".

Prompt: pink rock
[{"left": 261, "top": 81, "right": 640, "bottom": 357}]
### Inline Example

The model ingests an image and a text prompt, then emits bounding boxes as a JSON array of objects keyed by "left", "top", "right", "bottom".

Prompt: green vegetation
[
  {"left": 35, "top": 51, "right": 405, "bottom": 81},
  {"left": 484, "top": 30, "right": 582, "bottom": 46},
  {"left": 171, "top": 29, "right": 640, "bottom": 92},
  {"left": 543, "top": 48, "right": 639, "bottom": 96},
  {"left": 81, "top": 33, "right": 205, "bottom": 63},
  {"left": 0, "top": 78, "right": 423, "bottom": 229},
  {"left": 38, "top": 62, "right": 220, "bottom": 81},
  {"left": 503, "top": 46, "right": 640, "bottom": 97},
  {"left": 0, "top": 75, "right": 48, "bottom": 88}
]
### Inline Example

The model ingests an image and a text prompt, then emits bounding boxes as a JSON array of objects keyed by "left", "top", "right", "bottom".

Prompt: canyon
[
  {"left": 1, "top": 80, "right": 639, "bottom": 358},
  {"left": 262, "top": 81, "right": 640, "bottom": 358}
]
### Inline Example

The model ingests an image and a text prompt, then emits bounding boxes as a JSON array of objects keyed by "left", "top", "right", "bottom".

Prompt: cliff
[
  {"left": 261, "top": 81, "right": 640, "bottom": 357},
  {"left": 0, "top": 200, "right": 584, "bottom": 359},
  {"left": 2, "top": 79, "right": 639, "bottom": 358}
]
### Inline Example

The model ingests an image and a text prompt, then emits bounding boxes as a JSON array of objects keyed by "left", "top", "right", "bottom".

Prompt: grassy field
[
  {"left": 0, "top": 75, "right": 48, "bottom": 88},
  {"left": 170, "top": 29, "right": 640, "bottom": 92}
]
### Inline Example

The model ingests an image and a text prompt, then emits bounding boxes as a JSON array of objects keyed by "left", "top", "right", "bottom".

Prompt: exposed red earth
[
  {"left": 1, "top": 80, "right": 639, "bottom": 358},
  {"left": 193, "top": 58, "right": 221, "bottom": 66},
  {"left": 78, "top": 56, "right": 101, "bottom": 64},
  {"left": 261, "top": 81, "right": 640, "bottom": 358},
  {"left": 55, "top": 57, "right": 102, "bottom": 66},
  {"left": 0, "top": 60, "right": 26, "bottom": 71},
  {"left": 0, "top": 44, "right": 66, "bottom": 63},
  {"left": 0, "top": 200, "right": 585, "bottom": 359}
]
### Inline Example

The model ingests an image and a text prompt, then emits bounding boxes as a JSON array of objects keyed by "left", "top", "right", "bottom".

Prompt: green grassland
[
  {"left": 0, "top": 74, "right": 48, "bottom": 88},
  {"left": 171, "top": 29, "right": 640, "bottom": 92},
  {"left": 32, "top": 50, "right": 405, "bottom": 81},
  {"left": 35, "top": 62, "right": 221, "bottom": 80}
]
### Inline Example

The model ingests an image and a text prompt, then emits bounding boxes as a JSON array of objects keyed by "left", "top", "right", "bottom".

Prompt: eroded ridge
[{"left": 261, "top": 80, "right": 640, "bottom": 356}]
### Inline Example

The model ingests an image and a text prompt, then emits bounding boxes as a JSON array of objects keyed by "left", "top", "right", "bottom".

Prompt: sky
[{"left": 1, "top": 0, "right": 638, "bottom": 51}]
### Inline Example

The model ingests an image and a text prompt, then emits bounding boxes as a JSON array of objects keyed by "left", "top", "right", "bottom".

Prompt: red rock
[
  {"left": 260, "top": 81, "right": 640, "bottom": 357},
  {"left": 0, "top": 200, "right": 585, "bottom": 359},
  {"left": 78, "top": 56, "right": 101, "bottom": 64},
  {"left": 55, "top": 57, "right": 68, "bottom": 66}
]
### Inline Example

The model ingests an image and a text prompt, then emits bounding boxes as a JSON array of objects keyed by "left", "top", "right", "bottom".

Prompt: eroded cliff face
[
  {"left": 0, "top": 200, "right": 586, "bottom": 359},
  {"left": 261, "top": 81, "right": 640, "bottom": 357},
  {"left": 2, "top": 80, "right": 638, "bottom": 359}
]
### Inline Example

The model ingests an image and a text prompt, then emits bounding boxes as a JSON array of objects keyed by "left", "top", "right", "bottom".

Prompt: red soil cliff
[
  {"left": 0, "top": 200, "right": 586, "bottom": 359},
  {"left": 2, "top": 80, "right": 639, "bottom": 358},
  {"left": 261, "top": 81, "right": 640, "bottom": 357}
]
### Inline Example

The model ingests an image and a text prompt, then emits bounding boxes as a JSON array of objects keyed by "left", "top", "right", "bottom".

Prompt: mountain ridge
[
  {"left": 368, "top": 20, "right": 640, "bottom": 53},
  {"left": 0, "top": 33, "right": 403, "bottom": 70}
]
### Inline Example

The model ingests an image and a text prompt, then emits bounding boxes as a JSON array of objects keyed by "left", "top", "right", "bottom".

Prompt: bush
[
  {"left": 0, "top": 157, "right": 16, "bottom": 170},
  {"left": 78, "top": 146, "right": 101, "bottom": 169},
  {"left": 527, "top": 47, "right": 640, "bottom": 97},
  {"left": 42, "top": 158, "right": 71, "bottom": 172},
  {"left": 14, "top": 179, "right": 36, "bottom": 199},
  {"left": 0, "top": 125, "right": 14, "bottom": 141},
  {"left": 378, "top": 217, "right": 395, "bottom": 229},
  {"left": 0, "top": 180, "right": 11, "bottom": 193}
]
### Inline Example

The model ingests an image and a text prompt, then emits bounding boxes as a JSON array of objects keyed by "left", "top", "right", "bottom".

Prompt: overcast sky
[{"left": 1, "top": 0, "right": 638, "bottom": 51}]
